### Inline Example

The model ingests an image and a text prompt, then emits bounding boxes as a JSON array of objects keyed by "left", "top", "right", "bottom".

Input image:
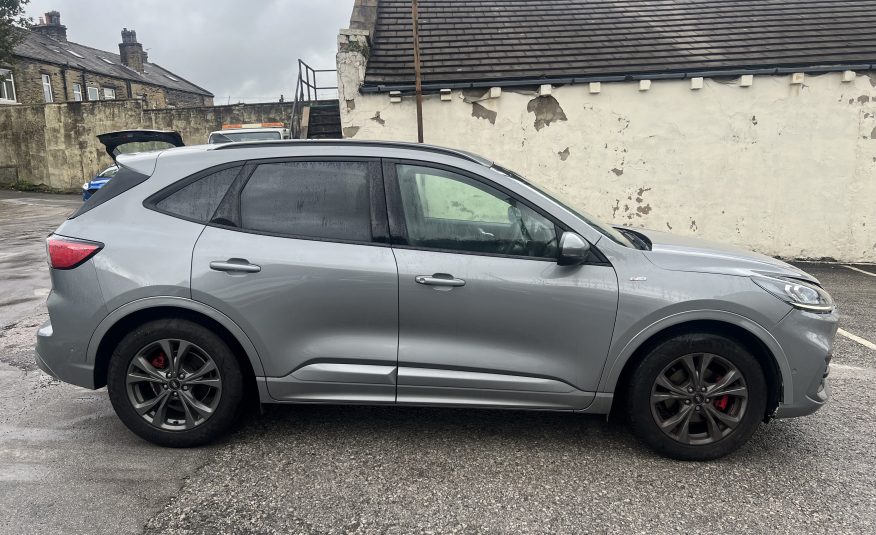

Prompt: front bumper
[
  {"left": 35, "top": 319, "right": 97, "bottom": 389},
  {"left": 771, "top": 308, "right": 838, "bottom": 418}
]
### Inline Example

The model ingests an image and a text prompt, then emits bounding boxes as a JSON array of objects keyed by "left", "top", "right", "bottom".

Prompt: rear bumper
[{"left": 35, "top": 319, "right": 97, "bottom": 389}]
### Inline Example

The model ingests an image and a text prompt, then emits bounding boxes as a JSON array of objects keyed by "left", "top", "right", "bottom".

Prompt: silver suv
[{"left": 36, "top": 138, "right": 836, "bottom": 460}]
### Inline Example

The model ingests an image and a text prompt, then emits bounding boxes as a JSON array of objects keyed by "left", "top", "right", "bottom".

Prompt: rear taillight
[{"left": 46, "top": 235, "right": 103, "bottom": 269}]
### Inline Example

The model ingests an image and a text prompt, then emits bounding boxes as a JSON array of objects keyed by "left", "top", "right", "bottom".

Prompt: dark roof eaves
[{"left": 360, "top": 63, "right": 876, "bottom": 93}]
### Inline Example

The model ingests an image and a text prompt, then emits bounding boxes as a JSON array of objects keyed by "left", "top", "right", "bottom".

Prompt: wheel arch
[
  {"left": 602, "top": 312, "right": 789, "bottom": 419},
  {"left": 88, "top": 297, "right": 265, "bottom": 391}
]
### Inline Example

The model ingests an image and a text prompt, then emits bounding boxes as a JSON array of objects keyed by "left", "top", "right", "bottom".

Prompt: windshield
[
  {"left": 492, "top": 164, "right": 634, "bottom": 248},
  {"left": 209, "top": 131, "right": 282, "bottom": 144}
]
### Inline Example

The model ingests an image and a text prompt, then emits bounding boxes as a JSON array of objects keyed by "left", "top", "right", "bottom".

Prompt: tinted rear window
[
  {"left": 155, "top": 166, "right": 241, "bottom": 222},
  {"left": 70, "top": 166, "right": 149, "bottom": 219},
  {"left": 239, "top": 161, "right": 372, "bottom": 241}
]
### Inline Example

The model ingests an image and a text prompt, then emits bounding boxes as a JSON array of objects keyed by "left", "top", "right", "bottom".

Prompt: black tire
[
  {"left": 627, "top": 333, "right": 767, "bottom": 461},
  {"left": 107, "top": 318, "right": 244, "bottom": 447}
]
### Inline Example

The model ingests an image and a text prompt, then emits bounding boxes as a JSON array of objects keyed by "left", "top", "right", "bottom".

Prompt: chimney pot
[
  {"left": 33, "top": 10, "right": 67, "bottom": 41},
  {"left": 119, "top": 28, "right": 146, "bottom": 73}
]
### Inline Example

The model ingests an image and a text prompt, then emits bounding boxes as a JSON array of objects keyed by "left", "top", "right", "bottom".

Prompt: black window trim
[
  {"left": 210, "top": 156, "right": 391, "bottom": 247},
  {"left": 382, "top": 157, "right": 609, "bottom": 265}
]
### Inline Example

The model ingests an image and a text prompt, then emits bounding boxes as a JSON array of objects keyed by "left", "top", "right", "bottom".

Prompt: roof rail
[{"left": 211, "top": 139, "right": 493, "bottom": 166}]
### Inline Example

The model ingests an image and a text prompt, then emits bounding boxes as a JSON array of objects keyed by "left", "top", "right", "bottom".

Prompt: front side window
[
  {"left": 103, "top": 87, "right": 116, "bottom": 100},
  {"left": 239, "top": 161, "right": 372, "bottom": 242},
  {"left": 72, "top": 83, "right": 82, "bottom": 102},
  {"left": 395, "top": 164, "right": 558, "bottom": 259},
  {"left": 155, "top": 166, "right": 240, "bottom": 222},
  {"left": 87, "top": 86, "right": 99, "bottom": 101},
  {"left": 41, "top": 74, "right": 53, "bottom": 102},
  {"left": 0, "top": 69, "right": 16, "bottom": 102}
]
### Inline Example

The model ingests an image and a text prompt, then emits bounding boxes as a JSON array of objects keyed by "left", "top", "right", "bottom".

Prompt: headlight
[
  {"left": 752, "top": 276, "right": 834, "bottom": 312},
  {"left": 82, "top": 182, "right": 89, "bottom": 190}
]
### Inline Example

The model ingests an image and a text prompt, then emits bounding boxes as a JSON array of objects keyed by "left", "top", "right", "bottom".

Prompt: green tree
[{"left": 0, "top": 0, "right": 30, "bottom": 72}]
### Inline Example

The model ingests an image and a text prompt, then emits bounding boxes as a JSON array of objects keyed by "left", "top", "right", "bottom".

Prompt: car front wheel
[
  {"left": 107, "top": 318, "right": 244, "bottom": 447},
  {"left": 627, "top": 333, "right": 767, "bottom": 461}
]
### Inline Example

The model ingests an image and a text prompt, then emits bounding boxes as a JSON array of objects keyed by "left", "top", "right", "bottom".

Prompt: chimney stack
[
  {"left": 32, "top": 11, "right": 68, "bottom": 42},
  {"left": 119, "top": 28, "right": 146, "bottom": 73}
]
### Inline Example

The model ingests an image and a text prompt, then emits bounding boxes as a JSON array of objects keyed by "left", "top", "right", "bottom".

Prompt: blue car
[
  {"left": 82, "top": 165, "right": 118, "bottom": 200},
  {"left": 83, "top": 129, "right": 186, "bottom": 200}
]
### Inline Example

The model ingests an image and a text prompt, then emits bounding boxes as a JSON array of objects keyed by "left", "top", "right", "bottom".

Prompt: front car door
[
  {"left": 191, "top": 158, "right": 399, "bottom": 403},
  {"left": 384, "top": 161, "right": 619, "bottom": 410}
]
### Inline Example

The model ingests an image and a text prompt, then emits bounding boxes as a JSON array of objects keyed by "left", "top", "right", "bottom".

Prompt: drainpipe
[
  {"left": 411, "top": 0, "right": 424, "bottom": 143},
  {"left": 61, "top": 64, "right": 69, "bottom": 101}
]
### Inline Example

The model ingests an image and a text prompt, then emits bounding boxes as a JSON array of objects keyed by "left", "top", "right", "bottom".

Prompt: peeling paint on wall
[
  {"left": 342, "top": 126, "right": 360, "bottom": 137},
  {"left": 527, "top": 95, "right": 567, "bottom": 131},
  {"left": 858, "top": 95, "right": 871, "bottom": 104},
  {"left": 336, "top": 63, "right": 876, "bottom": 261},
  {"left": 558, "top": 147, "right": 570, "bottom": 161},
  {"left": 471, "top": 102, "right": 497, "bottom": 125},
  {"left": 611, "top": 168, "right": 624, "bottom": 176},
  {"left": 370, "top": 112, "right": 385, "bottom": 125},
  {"left": 346, "top": 99, "right": 356, "bottom": 111}
]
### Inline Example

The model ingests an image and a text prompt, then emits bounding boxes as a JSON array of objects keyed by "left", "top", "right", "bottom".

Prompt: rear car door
[
  {"left": 384, "top": 161, "right": 619, "bottom": 410},
  {"left": 189, "top": 158, "right": 399, "bottom": 403}
]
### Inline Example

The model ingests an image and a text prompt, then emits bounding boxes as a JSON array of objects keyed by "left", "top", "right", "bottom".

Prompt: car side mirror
[{"left": 558, "top": 232, "right": 591, "bottom": 266}]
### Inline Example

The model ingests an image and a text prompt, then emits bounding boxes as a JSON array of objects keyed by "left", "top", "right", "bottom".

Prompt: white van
[{"left": 207, "top": 123, "right": 290, "bottom": 144}]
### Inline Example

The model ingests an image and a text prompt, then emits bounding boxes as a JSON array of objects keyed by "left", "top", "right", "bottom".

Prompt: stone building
[
  {"left": 1, "top": 11, "right": 212, "bottom": 108},
  {"left": 336, "top": 0, "right": 876, "bottom": 263}
]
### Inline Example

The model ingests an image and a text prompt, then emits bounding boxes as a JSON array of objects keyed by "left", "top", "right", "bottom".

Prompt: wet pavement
[
  {"left": 0, "top": 192, "right": 874, "bottom": 534},
  {"left": 0, "top": 191, "right": 80, "bottom": 329}
]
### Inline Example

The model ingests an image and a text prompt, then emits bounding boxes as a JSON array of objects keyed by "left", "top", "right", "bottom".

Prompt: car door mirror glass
[{"left": 558, "top": 232, "right": 591, "bottom": 265}]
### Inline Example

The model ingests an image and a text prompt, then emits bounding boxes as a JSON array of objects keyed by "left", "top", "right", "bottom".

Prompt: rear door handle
[
  {"left": 415, "top": 274, "right": 466, "bottom": 287},
  {"left": 209, "top": 259, "right": 261, "bottom": 273}
]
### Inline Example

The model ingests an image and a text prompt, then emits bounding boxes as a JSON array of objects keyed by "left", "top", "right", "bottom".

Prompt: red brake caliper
[
  {"left": 151, "top": 352, "right": 167, "bottom": 369},
  {"left": 714, "top": 395, "right": 729, "bottom": 411}
]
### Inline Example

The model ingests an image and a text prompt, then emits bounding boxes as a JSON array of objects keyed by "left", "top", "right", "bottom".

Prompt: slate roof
[
  {"left": 14, "top": 30, "right": 213, "bottom": 97},
  {"left": 363, "top": 0, "right": 876, "bottom": 90}
]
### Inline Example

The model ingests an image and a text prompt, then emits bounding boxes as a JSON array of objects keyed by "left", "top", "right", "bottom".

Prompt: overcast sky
[{"left": 25, "top": 0, "right": 352, "bottom": 103}]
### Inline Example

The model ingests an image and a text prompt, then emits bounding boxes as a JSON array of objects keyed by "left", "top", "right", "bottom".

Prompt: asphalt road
[{"left": 1, "top": 192, "right": 874, "bottom": 534}]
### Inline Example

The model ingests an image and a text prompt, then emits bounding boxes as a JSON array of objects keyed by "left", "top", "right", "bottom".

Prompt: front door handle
[
  {"left": 415, "top": 274, "right": 466, "bottom": 287},
  {"left": 210, "top": 259, "right": 261, "bottom": 273}
]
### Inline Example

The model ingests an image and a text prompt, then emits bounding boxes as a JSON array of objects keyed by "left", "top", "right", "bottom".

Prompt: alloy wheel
[
  {"left": 650, "top": 353, "right": 749, "bottom": 445},
  {"left": 125, "top": 338, "right": 222, "bottom": 431}
]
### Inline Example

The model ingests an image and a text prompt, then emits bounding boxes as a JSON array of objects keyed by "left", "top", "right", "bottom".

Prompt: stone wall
[
  {"left": 336, "top": 33, "right": 876, "bottom": 262},
  {"left": 0, "top": 99, "right": 294, "bottom": 191}
]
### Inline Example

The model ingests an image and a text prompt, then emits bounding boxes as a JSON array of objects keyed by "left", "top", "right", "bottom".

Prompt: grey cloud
[{"left": 26, "top": 0, "right": 351, "bottom": 102}]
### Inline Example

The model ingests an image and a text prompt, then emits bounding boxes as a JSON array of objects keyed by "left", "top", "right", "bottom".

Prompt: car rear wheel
[
  {"left": 627, "top": 333, "right": 767, "bottom": 461},
  {"left": 107, "top": 318, "right": 243, "bottom": 447}
]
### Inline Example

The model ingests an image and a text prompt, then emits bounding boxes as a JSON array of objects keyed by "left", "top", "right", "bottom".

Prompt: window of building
[
  {"left": 239, "top": 161, "right": 373, "bottom": 242},
  {"left": 394, "top": 164, "right": 559, "bottom": 259},
  {"left": 65, "top": 49, "right": 84, "bottom": 59},
  {"left": 99, "top": 57, "right": 114, "bottom": 64},
  {"left": 164, "top": 74, "right": 179, "bottom": 82},
  {"left": 103, "top": 87, "right": 116, "bottom": 100},
  {"left": 86, "top": 86, "right": 100, "bottom": 101},
  {"left": 0, "top": 69, "right": 16, "bottom": 103},
  {"left": 41, "top": 74, "right": 53, "bottom": 103},
  {"left": 72, "top": 83, "right": 82, "bottom": 102}
]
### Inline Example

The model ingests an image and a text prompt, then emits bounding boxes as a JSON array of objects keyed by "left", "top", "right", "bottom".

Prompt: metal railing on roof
[{"left": 291, "top": 59, "right": 338, "bottom": 139}]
